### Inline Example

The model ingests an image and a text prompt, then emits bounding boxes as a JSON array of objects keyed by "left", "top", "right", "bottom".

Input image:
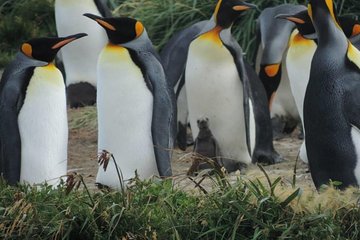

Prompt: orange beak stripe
[
  {"left": 52, "top": 37, "right": 77, "bottom": 49},
  {"left": 96, "top": 19, "right": 116, "bottom": 31},
  {"left": 286, "top": 17, "right": 305, "bottom": 24},
  {"left": 233, "top": 5, "right": 250, "bottom": 11},
  {"left": 265, "top": 64, "right": 280, "bottom": 77}
]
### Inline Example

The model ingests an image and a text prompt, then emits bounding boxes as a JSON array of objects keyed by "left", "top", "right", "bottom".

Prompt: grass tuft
[{"left": 1, "top": 170, "right": 360, "bottom": 239}]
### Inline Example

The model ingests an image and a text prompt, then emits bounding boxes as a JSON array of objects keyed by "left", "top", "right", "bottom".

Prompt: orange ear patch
[
  {"left": 135, "top": 21, "right": 144, "bottom": 37},
  {"left": 352, "top": 24, "right": 360, "bottom": 37},
  {"left": 233, "top": 5, "right": 250, "bottom": 11},
  {"left": 21, "top": 43, "right": 32, "bottom": 58},
  {"left": 264, "top": 64, "right": 280, "bottom": 77},
  {"left": 96, "top": 19, "right": 116, "bottom": 31}
]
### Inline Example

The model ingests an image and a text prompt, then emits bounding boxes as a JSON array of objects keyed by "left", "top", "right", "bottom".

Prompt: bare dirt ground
[{"left": 68, "top": 107, "right": 314, "bottom": 191}]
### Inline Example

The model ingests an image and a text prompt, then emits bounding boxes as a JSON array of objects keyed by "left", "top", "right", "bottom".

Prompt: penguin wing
[
  {"left": 135, "top": 51, "right": 177, "bottom": 177},
  {"left": 222, "top": 37, "right": 251, "bottom": 156},
  {"left": 94, "top": 0, "right": 112, "bottom": 17},
  {"left": 244, "top": 60, "right": 280, "bottom": 164},
  {"left": 160, "top": 21, "right": 207, "bottom": 88},
  {"left": 0, "top": 57, "right": 39, "bottom": 184}
]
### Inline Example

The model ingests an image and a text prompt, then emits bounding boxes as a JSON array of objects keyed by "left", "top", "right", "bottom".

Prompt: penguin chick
[{"left": 187, "top": 117, "right": 223, "bottom": 176}]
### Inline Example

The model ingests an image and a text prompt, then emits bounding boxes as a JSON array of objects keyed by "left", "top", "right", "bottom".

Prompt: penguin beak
[
  {"left": 232, "top": 1, "right": 257, "bottom": 12},
  {"left": 84, "top": 13, "right": 116, "bottom": 31},
  {"left": 275, "top": 14, "right": 306, "bottom": 24},
  {"left": 51, "top": 33, "right": 87, "bottom": 50}
]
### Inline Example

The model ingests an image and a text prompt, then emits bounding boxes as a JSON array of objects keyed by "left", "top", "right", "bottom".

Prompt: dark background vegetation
[{"left": 1, "top": 0, "right": 360, "bottom": 68}]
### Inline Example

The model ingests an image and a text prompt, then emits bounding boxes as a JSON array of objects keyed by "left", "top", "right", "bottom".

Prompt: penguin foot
[
  {"left": 67, "top": 82, "right": 96, "bottom": 108},
  {"left": 252, "top": 150, "right": 283, "bottom": 165},
  {"left": 222, "top": 159, "right": 248, "bottom": 173}
]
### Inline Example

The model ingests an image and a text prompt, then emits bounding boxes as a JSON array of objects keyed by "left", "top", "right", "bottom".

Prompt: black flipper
[
  {"left": 244, "top": 60, "right": 282, "bottom": 164},
  {"left": 0, "top": 53, "right": 46, "bottom": 184},
  {"left": 223, "top": 36, "right": 281, "bottom": 165},
  {"left": 129, "top": 50, "right": 176, "bottom": 177},
  {"left": 94, "top": 0, "right": 112, "bottom": 17},
  {"left": 223, "top": 37, "right": 252, "bottom": 157}
]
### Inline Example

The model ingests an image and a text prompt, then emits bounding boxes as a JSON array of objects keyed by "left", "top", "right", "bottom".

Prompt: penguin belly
[
  {"left": 18, "top": 64, "right": 68, "bottom": 185},
  {"left": 96, "top": 45, "right": 157, "bottom": 188},
  {"left": 186, "top": 36, "right": 253, "bottom": 164},
  {"left": 351, "top": 126, "right": 360, "bottom": 185},
  {"left": 55, "top": 0, "right": 107, "bottom": 87},
  {"left": 286, "top": 31, "right": 317, "bottom": 163}
]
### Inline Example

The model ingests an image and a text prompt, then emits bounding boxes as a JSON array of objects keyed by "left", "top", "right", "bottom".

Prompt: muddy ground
[{"left": 68, "top": 107, "right": 314, "bottom": 191}]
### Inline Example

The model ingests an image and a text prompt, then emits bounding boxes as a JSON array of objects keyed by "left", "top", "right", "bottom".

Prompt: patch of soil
[{"left": 68, "top": 107, "right": 314, "bottom": 191}]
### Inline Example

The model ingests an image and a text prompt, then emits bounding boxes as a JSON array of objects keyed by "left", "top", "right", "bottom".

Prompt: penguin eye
[
  {"left": 197, "top": 120, "right": 200, "bottom": 124},
  {"left": 135, "top": 21, "right": 144, "bottom": 37}
]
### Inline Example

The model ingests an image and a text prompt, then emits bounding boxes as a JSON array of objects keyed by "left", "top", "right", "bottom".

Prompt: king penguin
[
  {"left": 55, "top": 0, "right": 111, "bottom": 108},
  {"left": 278, "top": 10, "right": 360, "bottom": 164},
  {"left": 0, "top": 33, "right": 87, "bottom": 185},
  {"left": 84, "top": 14, "right": 176, "bottom": 189},
  {"left": 304, "top": 0, "right": 360, "bottom": 189},
  {"left": 161, "top": 21, "right": 206, "bottom": 151},
  {"left": 161, "top": 0, "right": 281, "bottom": 166},
  {"left": 255, "top": 4, "right": 306, "bottom": 137}
]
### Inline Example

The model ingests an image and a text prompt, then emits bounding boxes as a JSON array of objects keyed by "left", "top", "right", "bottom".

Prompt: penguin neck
[
  {"left": 117, "top": 30, "right": 154, "bottom": 52},
  {"left": 204, "top": 15, "right": 232, "bottom": 35},
  {"left": 312, "top": 9, "right": 346, "bottom": 47}
]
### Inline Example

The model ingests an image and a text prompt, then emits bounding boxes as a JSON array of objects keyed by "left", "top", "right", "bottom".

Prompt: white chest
[
  {"left": 185, "top": 36, "right": 252, "bottom": 164},
  {"left": 18, "top": 65, "right": 68, "bottom": 184},
  {"left": 96, "top": 45, "right": 158, "bottom": 188},
  {"left": 351, "top": 126, "right": 360, "bottom": 185},
  {"left": 286, "top": 31, "right": 317, "bottom": 122}
]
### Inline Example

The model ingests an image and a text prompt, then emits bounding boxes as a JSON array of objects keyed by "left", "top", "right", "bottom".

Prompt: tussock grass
[
  {"left": 1, "top": 168, "right": 360, "bottom": 239},
  {"left": 0, "top": 0, "right": 55, "bottom": 67},
  {"left": 68, "top": 106, "right": 97, "bottom": 132}
]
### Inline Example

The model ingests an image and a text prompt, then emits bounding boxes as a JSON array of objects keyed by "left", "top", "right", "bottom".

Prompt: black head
[
  {"left": 214, "top": 0, "right": 256, "bottom": 28},
  {"left": 84, "top": 13, "right": 144, "bottom": 44},
  {"left": 338, "top": 16, "right": 360, "bottom": 38},
  {"left": 307, "top": 0, "right": 341, "bottom": 28},
  {"left": 20, "top": 33, "right": 87, "bottom": 63},
  {"left": 197, "top": 117, "right": 210, "bottom": 130},
  {"left": 276, "top": 10, "right": 316, "bottom": 39}
]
